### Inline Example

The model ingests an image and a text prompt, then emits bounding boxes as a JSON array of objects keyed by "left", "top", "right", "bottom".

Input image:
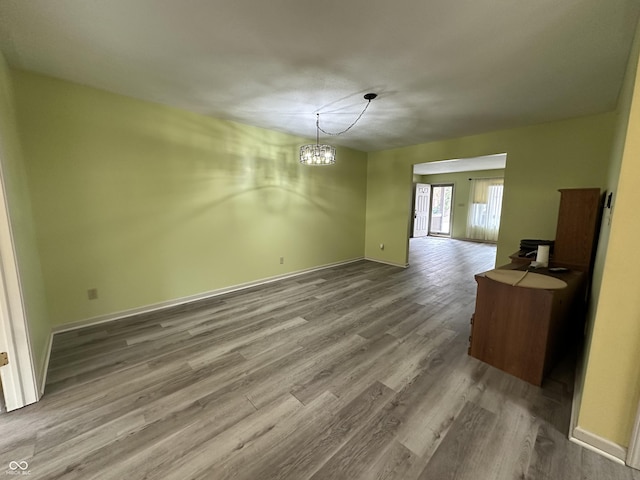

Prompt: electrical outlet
[
  {"left": 87, "top": 288, "right": 98, "bottom": 300},
  {"left": 280, "top": 257, "right": 284, "bottom": 264}
]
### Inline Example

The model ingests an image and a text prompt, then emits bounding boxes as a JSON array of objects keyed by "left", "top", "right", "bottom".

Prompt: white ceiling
[
  {"left": 414, "top": 153, "right": 507, "bottom": 175},
  {"left": 1, "top": 0, "right": 639, "bottom": 152}
]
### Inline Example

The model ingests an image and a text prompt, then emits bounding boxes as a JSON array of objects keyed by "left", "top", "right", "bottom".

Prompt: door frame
[
  {"left": 0, "top": 166, "right": 38, "bottom": 411},
  {"left": 428, "top": 183, "right": 454, "bottom": 237}
]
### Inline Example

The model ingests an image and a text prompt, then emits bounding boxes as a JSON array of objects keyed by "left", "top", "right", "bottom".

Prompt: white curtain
[{"left": 466, "top": 177, "right": 504, "bottom": 242}]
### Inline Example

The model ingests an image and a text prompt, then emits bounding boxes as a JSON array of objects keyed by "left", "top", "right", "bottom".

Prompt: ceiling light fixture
[{"left": 300, "top": 93, "right": 377, "bottom": 166}]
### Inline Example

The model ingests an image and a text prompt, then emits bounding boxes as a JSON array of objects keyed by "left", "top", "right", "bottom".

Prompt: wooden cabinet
[
  {"left": 554, "top": 188, "right": 602, "bottom": 272},
  {"left": 469, "top": 188, "right": 602, "bottom": 385},
  {"left": 469, "top": 268, "right": 584, "bottom": 385}
]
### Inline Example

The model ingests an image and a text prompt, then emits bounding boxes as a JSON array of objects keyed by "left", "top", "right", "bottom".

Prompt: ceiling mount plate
[{"left": 364, "top": 93, "right": 378, "bottom": 100}]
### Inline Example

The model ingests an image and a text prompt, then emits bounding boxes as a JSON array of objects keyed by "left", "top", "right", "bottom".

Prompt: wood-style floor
[{"left": 1, "top": 237, "right": 638, "bottom": 479}]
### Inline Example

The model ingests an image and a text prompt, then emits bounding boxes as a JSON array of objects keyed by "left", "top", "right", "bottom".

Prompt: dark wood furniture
[
  {"left": 469, "top": 188, "right": 602, "bottom": 385},
  {"left": 469, "top": 266, "right": 584, "bottom": 385},
  {"left": 553, "top": 188, "right": 602, "bottom": 272}
]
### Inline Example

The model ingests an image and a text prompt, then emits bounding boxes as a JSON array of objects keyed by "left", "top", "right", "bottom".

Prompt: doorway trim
[
  {"left": 0, "top": 167, "right": 38, "bottom": 411},
  {"left": 427, "top": 183, "right": 454, "bottom": 237}
]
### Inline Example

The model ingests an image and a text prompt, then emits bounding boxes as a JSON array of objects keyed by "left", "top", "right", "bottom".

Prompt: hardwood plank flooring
[{"left": 0, "top": 236, "right": 636, "bottom": 479}]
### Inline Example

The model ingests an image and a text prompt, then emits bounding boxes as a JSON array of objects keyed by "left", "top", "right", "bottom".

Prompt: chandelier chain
[{"left": 316, "top": 99, "right": 373, "bottom": 136}]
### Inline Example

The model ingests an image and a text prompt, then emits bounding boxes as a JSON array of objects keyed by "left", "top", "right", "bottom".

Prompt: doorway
[
  {"left": 412, "top": 183, "right": 454, "bottom": 238},
  {"left": 429, "top": 184, "right": 454, "bottom": 236}
]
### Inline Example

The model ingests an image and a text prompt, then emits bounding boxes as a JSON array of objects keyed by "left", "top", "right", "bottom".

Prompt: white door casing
[
  {"left": 0, "top": 167, "right": 38, "bottom": 411},
  {"left": 429, "top": 184, "right": 454, "bottom": 236}
]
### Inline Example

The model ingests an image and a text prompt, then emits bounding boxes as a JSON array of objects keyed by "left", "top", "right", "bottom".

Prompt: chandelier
[{"left": 300, "top": 93, "right": 377, "bottom": 166}]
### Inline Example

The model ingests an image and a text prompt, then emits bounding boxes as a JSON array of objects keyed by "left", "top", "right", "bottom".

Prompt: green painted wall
[
  {"left": 577, "top": 17, "right": 640, "bottom": 449},
  {"left": 12, "top": 70, "right": 368, "bottom": 327},
  {"left": 365, "top": 114, "right": 615, "bottom": 269},
  {"left": 5, "top": 56, "right": 635, "bottom": 450},
  {"left": 0, "top": 54, "right": 50, "bottom": 381},
  {"left": 415, "top": 169, "right": 505, "bottom": 240}
]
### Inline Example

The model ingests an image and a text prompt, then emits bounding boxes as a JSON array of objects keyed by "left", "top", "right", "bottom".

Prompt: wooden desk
[{"left": 468, "top": 266, "right": 584, "bottom": 385}]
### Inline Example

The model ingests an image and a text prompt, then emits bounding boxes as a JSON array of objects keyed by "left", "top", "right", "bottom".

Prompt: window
[{"left": 466, "top": 177, "right": 504, "bottom": 242}]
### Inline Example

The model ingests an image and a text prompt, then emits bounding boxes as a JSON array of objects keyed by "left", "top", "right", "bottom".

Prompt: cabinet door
[
  {"left": 469, "top": 275, "right": 553, "bottom": 385},
  {"left": 554, "top": 188, "right": 601, "bottom": 271}
]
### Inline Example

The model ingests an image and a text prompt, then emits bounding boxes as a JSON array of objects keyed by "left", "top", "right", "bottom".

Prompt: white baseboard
[
  {"left": 52, "top": 257, "right": 365, "bottom": 334},
  {"left": 364, "top": 257, "right": 409, "bottom": 268},
  {"left": 571, "top": 426, "right": 627, "bottom": 464}
]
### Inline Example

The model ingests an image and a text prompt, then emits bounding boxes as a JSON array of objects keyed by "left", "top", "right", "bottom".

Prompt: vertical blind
[{"left": 466, "top": 177, "right": 504, "bottom": 242}]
